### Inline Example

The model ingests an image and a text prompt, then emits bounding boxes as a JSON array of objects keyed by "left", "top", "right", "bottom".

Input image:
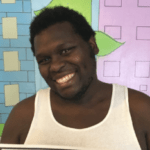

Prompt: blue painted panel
[
  {"left": 7, "top": 13, "right": 32, "bottom": 24},
  {"left": 27, "top": 48, "right": 34, "bottom": 60},
  {"left": 92, "top": 0, "right": 99, "bottom": 31},
  {"left": 0, "top": 71, "right": 28, "bottom": 82},
  {"left": 0, "top": 114, "right": 2, "bottom": 124},
  {"left": 28, "top": 71, "right": 35, "bottom": 82},
  {"left": 10, "top": 36, "right": 31, "bottom": 47},
  {"left": 0, "top": 82, "right": 9, "bottom": 93},
  {"left": 0, "top": 24, "right": 2, "bottom": 35},
  {"left": 27, "top": 93, "right": 34, "bottom": 98},
  {"left": 0, "top": 104, "right": 13, "bottom": 113},
  {"left": 29, "top": 0, "right": 51, "bottom": 12},
  {"left": 18, "top": 48, "right": 26, "bottom": 60},
  {"left": 0, "top": 1, "right": 22, "bottom": 12},
  {"left": 18, "top": 25, "right": 30, "bottom": 35},
  {"left": 1, "top": 114, "right": 9, "bottom": 124},
  {"left": 0, "top": 48, "right": 26, "bottom": 60},
  {"left": 0, "top": 13, "right": 6, "bottom": 23},
  {"left": 0, "top": 36, "right": 10, "bottom": 47},
  {"left": 0, "top": 94, "right": 5, "bottom": 104},
  {"left": 20, "top": 93, "right": 26, "bottom": 101},
  {"left": 23, "top": 1, "right": 31, "bottom": 12},
  {"left": 0, "top": 60, "right": 4, "bottom": 70},
  {"left": 21, "top": 61, "right": 34, "bottom": 70},
  {"left": 11, "top": 82, "right": 36, "bottom": 93},
  {"left": 20, "top": 82, "right": 36, "bottom": 93}
]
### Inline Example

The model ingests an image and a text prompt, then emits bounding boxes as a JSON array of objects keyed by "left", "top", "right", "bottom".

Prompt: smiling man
[{"left": 1, "top": 7, "right": 150, "bottom": 150}]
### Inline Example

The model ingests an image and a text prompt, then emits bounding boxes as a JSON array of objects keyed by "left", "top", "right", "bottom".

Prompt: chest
[
  {"left": 20, "top": 98, "right": 146, "bottom": 150},
  {"left": 52, "top": 101, "right": 110, "bottom": 129},
  {"left": 48, "top": 99, "right": 148, "bottom": 150}
]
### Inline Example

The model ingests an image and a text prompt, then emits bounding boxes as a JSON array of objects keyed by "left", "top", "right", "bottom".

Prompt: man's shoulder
[
  {"left": 14, "top": 94, "right": 36, "bottom": 117},
  {"left": 6, "top": 94, "right": 36, "bottom": 128},
  {"left": 128, "top": 88, "right": 150, "bottom": 131},
  {"left": 1, "top": 94, "right": 36, "bottom": 143},
  {"left": 128, "top": 88, "right": 150, "bottom": 111}
]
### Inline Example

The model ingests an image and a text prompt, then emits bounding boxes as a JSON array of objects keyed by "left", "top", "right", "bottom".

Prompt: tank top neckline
[{"left": 47, "top": 84, "right": 115, "bottom": 131}]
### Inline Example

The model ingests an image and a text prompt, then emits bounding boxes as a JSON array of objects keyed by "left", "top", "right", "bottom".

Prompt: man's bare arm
[
  {"left": 129, "top": 89, "right": 150, "bottom": 150},
  {"left": 141, "top": 97, "right": 150, "bottom": 150},
  {"left": 1, "top": 104, "right": 22, "bottom": 144},
  {"left": 1, "top": 95, "right": 35, "bottom": 144}
]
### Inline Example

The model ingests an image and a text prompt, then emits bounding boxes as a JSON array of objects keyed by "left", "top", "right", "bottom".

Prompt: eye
[
  {"left": 61, "top": 48, "right": 71, "bottom": 54},
  {"left": 61, "top": 46, "right": 76, "bottom": 55},
  {"left": 38, "top": 57, "right": 50, "bottom": 64}
]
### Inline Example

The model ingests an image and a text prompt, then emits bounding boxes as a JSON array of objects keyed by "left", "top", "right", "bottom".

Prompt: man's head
[
  {"left": 30, "top": 6, "right": 96, "bottom": 56},
  {"left": 31, "top": 7, "right": 99, "bottom": 102}
]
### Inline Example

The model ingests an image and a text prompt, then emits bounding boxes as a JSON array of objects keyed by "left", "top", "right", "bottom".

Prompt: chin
[
  {"left": 56, "top": 90, "right": 80, "bottom": 101},
  {"left": 54, "top": 76, "right": 93, "bottom": 102},
  {"left": 56, "top": 85, "right": 89, "bottom": 102}
]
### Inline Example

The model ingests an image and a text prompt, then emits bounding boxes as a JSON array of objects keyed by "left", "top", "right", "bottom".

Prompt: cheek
[
  {"left": 73, "top": 55, "right": 81, "bottom": 62},
  {"left": 39, "top": 66, "right": 48, "bottom": 79},
  {"left": 71, "top": 54, "right": 87, "bottom": 70}
]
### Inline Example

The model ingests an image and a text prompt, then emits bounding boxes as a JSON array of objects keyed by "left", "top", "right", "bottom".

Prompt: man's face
[{"left": 34, "top": 22, "right": 98, "bottom": 100}]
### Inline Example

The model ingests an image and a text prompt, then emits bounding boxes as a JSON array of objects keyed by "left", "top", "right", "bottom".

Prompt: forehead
[{"left": 34, "top": 22, "right": 83, "bottom": 56}]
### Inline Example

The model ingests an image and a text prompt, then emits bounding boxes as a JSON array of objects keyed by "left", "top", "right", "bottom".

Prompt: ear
[{"left": 88, "top": 36, "right": 99, "bottom": 55}]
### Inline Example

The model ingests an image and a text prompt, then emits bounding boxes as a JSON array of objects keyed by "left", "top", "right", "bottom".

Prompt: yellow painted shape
[
  {"left": 2, "top": 17, "right": 18, "bottom": 39},
  {"left": 1, "top": 0, "right": 15, "bottom": 3},
  {"left": 3, "top": 51, "right": 20, "bottom": 71},
  {"left": 4, "top": 84, "right": 19, "bottom": 106}
]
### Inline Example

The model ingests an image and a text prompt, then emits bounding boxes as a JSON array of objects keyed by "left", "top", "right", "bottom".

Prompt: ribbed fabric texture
[{"left": 24, "top": 84, "right": 141, "bottom": 150}]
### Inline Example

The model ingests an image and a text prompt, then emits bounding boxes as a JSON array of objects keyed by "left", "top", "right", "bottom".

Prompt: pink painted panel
[
  {"left": 135, "top": 62, "right": 150, "bottom": 78},
  {"left": 103, "top": 61, "right": 120, "bottom": 77},
  {"left": 98, "top": 0, "right": 150, "bottom": 96},
  {"left": 137, "top": 27, "right": 150, "bottom": 40},
  {"left": 105, "top": 0, "right": 122, "bottom": 7},
  {"left": 138, "top": 0, "right": 150, "bottom": 7},
  {"left": 104, "top": 26, "right": 121, "bottom": 39}
]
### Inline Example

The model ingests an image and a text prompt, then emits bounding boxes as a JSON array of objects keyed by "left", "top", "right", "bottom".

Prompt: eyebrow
[
  {"left": 36, "top": 53, "right": 47, "bottom": 59},
  {"left": 36, "top": 42, "right": 74, "bottom": 59}
]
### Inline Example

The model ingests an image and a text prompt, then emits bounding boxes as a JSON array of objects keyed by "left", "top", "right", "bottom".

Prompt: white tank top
[{"left": 24, "top": 84, "right": 141, "bottom": 150}]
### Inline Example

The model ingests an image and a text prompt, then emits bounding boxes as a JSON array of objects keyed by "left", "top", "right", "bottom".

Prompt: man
[{"left": 1, "top": 6, "right": 150, "bottom": 150}]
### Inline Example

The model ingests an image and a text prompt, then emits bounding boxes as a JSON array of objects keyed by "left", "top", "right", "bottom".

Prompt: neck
[{"left": 51, "top": 77, "right": 110, "bottom": 107}]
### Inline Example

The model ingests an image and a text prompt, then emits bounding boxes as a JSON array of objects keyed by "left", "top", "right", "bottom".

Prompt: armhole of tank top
[
  {"left": 24, "top": 89, "right": 42, "bottom": 144},
  {"left": 125, "top": 87, "right": 141, "bottom": 150}
]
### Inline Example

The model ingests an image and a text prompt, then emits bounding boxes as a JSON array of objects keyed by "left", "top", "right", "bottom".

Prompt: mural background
[{"left": 0, "top": 0, "right": 150, "bottom": 136}]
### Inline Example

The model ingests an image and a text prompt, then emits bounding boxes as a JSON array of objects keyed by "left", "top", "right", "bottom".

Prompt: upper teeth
[{"left": 56, "top": 73, "right": 75, "bottom": 84}]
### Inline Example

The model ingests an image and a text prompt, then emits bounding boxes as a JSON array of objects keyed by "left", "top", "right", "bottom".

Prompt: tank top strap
[
  {"left": 24, "top": 87, "right": 51, "bottom": 144},
  {"left": 108, "top": 84, "right": 128, "bottom": 121},
  {"left": 108, "top": 84, "right": 141, "bottom": 149},
  {"left": 111, "top": 84, "right": 127, "bottom": 107},
  {"left": 34, "top": 87, "right": 51, "bottom": 121}
]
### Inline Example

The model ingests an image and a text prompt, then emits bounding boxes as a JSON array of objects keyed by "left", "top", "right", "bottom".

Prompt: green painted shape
[
  {"left": 95, "top": 31, "right": 125, "bottom": 56},
  {"left": 0, "top": 124, "right": 4, "bottom": 137},
  {"left": 34, "top": 0, "right": 92, "bottom": 25}
]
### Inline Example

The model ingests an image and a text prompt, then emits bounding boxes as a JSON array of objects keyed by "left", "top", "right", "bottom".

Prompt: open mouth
[{"left": 56, "top": 73, "right": 75, "bottom": 84}]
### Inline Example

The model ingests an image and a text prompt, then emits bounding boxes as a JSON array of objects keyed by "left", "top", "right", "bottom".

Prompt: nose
[{"left": 49, "top": 56, "right": 65, "bottom": 72}]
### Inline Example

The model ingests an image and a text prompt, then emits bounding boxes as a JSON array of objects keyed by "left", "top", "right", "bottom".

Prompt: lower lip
[{"left": 56, "top": 73, "right": 75, "bottom": 87}]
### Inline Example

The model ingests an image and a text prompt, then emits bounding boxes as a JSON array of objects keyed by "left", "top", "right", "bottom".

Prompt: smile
[{"left": 56, "top": 73, "right": 75, "bottom": 84}]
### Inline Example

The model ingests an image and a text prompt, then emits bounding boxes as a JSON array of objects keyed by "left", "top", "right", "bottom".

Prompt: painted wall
[
  {"left": 97, "top": 0, "right": 150, "bottom": 96},
  {"left": 0, "top": 0, "right": 149, "bottom": 135},
  {"left": 0, "top": 0, "right": 35, "bottom": 126}
]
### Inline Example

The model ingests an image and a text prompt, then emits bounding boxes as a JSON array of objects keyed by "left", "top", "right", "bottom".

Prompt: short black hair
[{"left": 29, "top": 6, "right": 95, "bottom": 56}]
